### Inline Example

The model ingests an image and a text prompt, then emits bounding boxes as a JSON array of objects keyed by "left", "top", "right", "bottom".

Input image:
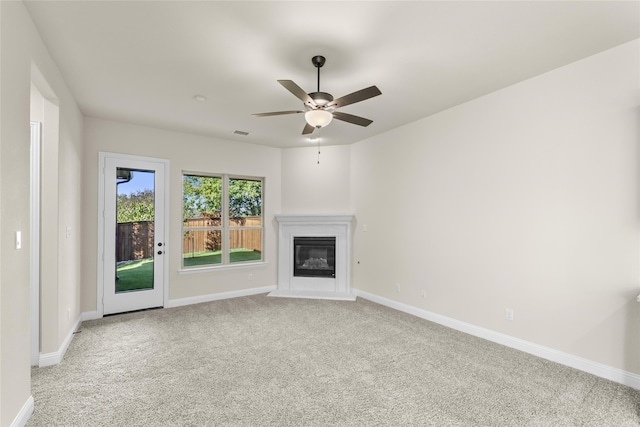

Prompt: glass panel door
[{"left": 102, "top": 155, "right": 166, "bottom": 315}]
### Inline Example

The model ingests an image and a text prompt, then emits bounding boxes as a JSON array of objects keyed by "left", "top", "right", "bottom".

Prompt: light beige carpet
[{"left": 28, "top": 294, "right": 639, "bottom": 426}]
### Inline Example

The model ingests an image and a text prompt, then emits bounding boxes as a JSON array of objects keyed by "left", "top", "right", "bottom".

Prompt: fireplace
[
  {"left": 294, "top": 237, "right": 336, "bottom": 278},
  {"left": 270, "top": 214, "right": 355, "bottom": 301}
]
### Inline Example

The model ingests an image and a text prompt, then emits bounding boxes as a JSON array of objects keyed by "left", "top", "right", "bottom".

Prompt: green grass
[
  {"left": 116, "top": 258, "right": 154, "bottom": 292},
  {"left": 183, "top": 248, "right": 261, "bottom": 267},
  {"left": 115, "top": 249, "right": 262, "bottom": 291}
]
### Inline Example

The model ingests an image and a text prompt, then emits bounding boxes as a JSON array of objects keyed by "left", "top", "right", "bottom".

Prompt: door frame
[
  {"left": 97, "top": 152, "right": 170, "bottom": 318},
  {"left": 30, "top": 121, "right": 41, "bottom": 366}
]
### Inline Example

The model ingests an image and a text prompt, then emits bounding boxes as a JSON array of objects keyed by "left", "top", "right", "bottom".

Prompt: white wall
[
  {"left": 1, "top": 6, "right": 637, "bottom": 426},
  {"left": 281, "top": 145, "right": 351, "bottom": 214},
  {"left": 82, "top": 118, "right": 282, "bottom": 309},
  {"left": 0, "top": 1, "right": 83, "bottom": 425},
  {"left": 351, "top": 39, "right": 640, "bottom": 375}
]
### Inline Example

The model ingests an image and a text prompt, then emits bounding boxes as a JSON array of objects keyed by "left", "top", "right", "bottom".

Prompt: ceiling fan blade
[
  {"left": 332, "top": 111, "right": 373, "bottom": 127},
  {"left": 253, "top": 110, "right": 304, "bottom": 117},
  {"left": 327, "top": 86, "right": 381, "bottom": 109},
  {"left": 302, "top": 123, "right": 315, "bottom": 135},
  {"left": 278, "top": 80, "right": 315, "bottom": 106}
]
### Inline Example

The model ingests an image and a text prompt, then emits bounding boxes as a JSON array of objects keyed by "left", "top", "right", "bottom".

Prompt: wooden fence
[
  {"left": 116, "top": 217, "right": 262, "bottom": 262},
  {"left": 116, "top": 221, "right": 154, "bottom": 262},
  {"left": 182, "top": 216, "right": 262, "bottom": 255}
]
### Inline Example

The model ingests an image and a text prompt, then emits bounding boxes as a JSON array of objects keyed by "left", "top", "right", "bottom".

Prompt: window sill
[{"left": 178, "top": 261, "right": 268, "bottom": 275}]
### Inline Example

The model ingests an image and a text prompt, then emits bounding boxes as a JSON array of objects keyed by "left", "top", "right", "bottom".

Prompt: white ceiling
[{"left": 24, "top": 1, "right": 640, "bottom": 149}]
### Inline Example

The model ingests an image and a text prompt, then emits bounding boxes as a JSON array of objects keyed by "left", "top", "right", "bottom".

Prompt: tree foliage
[
  {"left": 183, "top": 175, "right": 262, "bottom": 221},
  {"left": 229, "top": 178, "right": 262, "bottom": 217},
  {"left": 117, "top": 190, "right": 154, "bottom": 223},
  {"left": 117, "top": 176, "right": 263, "bottom": 223},
  {"left": 183, "top": 175, "right": 222, "bottom": 221}
]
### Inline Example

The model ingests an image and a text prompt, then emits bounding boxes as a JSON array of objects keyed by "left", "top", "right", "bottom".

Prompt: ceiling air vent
[{"left": 233, "top": 130, "right": 250, "bottom": 136}]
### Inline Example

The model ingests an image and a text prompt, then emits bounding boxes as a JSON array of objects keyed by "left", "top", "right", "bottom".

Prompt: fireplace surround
[{"left": 269, "top": 214, "right": 356, "bottom": 301}]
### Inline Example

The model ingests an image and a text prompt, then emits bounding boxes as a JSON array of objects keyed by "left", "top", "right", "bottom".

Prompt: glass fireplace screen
[{"left": 293, "top": 236, "right": 336, "bottom": 278}]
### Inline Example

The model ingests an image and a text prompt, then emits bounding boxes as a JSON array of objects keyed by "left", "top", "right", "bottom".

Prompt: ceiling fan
[{"left": 253, "top": 55, "right": 381, "bottom": 135}]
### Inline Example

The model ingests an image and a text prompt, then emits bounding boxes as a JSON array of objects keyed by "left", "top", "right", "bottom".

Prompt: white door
[{"left": 101, "top": 154, "right": 168, "bottom": 315}]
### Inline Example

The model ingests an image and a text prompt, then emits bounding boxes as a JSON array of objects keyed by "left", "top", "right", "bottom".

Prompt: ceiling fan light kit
[
  {"left": 305, "top": 109, "right": 333, "bottom": 128},
  {"left": 253, "top": 55, "right": 381, "bottom": 136}
]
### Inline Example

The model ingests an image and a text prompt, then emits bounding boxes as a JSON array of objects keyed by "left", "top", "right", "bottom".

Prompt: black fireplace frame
[{"left": 293, "top": 236, "right": 336, "bottom": 278}]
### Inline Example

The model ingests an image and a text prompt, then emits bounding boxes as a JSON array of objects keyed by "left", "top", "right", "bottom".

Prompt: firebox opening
[{"left": 293, "top": 236, "right": 336, "bottom": 278}]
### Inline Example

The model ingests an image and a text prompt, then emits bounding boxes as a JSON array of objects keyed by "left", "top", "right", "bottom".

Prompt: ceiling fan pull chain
[{"left": 316, "top": 128, "right": 321, "bottom": 164}]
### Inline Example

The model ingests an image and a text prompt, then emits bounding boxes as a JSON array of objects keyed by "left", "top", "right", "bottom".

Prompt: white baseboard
[
  {"left": 10, "top": 395, "right": 33, "bottom": 427},
  {"left": 39, "top": 314, "right": 83, "bottom": 367},
  {"left": 82, "top": 310, "right": 99, "bottom": 321},
  {"left": 165, "top": 285, "right": 277, "bottom": 308},
  {"left": 353, "top": 289, "right": 640, "bottom": 391},
  {"left": 268, "top": 289, "right": 357, "bottom": 301}
]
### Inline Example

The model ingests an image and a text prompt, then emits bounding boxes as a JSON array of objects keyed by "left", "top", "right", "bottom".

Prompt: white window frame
[{"left": 181, "top": 172, "right": 265, "bottom": 272}]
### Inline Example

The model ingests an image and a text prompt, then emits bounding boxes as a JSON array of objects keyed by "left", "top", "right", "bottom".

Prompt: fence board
[
  {"left": 182, "top": 216, "right": 262, "bottom": 254},
  {"left": 116, "top": 221, "right": 154, "bottom": 262},
  {"left": 116, "top": 217, "right": 262, "bottom": 262}
]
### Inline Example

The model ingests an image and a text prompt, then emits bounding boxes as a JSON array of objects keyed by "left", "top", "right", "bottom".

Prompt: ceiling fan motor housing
[{"left": 309, "top": 91, "right": 334, "bottom": 106}]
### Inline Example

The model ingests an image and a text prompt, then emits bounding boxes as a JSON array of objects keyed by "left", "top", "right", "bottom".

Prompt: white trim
[
  {"left": 29, "top": 121, "right": 41, "bottom": 366},
  {"left": 268, "top": 289, "right": 356, "bottom": 301},
  {"left": 97, "top": 153, "right": 105, "bottom": 317},
  {"left": 353, "top": 289, "right": 640, "bottom": 391},
  {"left": 82, "top": 311, "right": 99, "bottom": 321},
  {"left": 181, "top": 173, "right": 265, "bottom": 269},
  {"left": 274, "top": 214, "right": 355, "bottom": 223},
  {"left": 165, "top": 285, "right": 276, "bottom": 308},
  {"left": 10, "top": 396, "right": 34, "bottom": 427},
  {"left": 39, "top": 313, "right": 82, "bottom": 367},
  {"left": 97, "top": 152, "right": 170, "bottom": 318},
  {"left": 162, "top": 157, "right": 171, "bottom": 308},
  {"left": 275, "top": 214, "right": 354, "bottom": 298},
  {"left": 178, "top": 261, "right": 268, "bottom": 275}
]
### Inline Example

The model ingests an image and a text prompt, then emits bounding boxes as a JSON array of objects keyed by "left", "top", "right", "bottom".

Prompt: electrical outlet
[
  {"left": 421, "top": 290, "right": 426, "bottom": 299},
  {"left": 248, "top": 273, "right": 253, "bottom": 281},
  {"left": 15, "top": 231, "right": 21, "bottom": 249},
  {"left": 505, "top": 308, "right": 514, "bottom": 321},
  {"left": 395, "top": 283, "right": 401, "bottom": 292}
]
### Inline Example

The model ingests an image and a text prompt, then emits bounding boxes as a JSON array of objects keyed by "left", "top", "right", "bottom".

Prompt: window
[{"left": 182, "top": 174, "right": 263, "bottom": 269}]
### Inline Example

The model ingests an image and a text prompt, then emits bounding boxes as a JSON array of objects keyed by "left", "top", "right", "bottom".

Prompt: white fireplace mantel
[{"left": 269, "top": 214, "right": 356, "bottom": 301}]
